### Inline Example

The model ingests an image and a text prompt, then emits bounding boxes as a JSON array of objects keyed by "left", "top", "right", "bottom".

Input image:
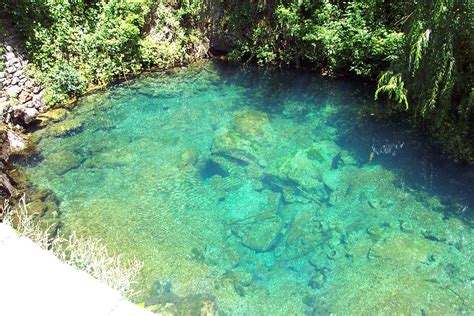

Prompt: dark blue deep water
[{"left": 23, "top": 63, "right": 473, "bottom": 314}]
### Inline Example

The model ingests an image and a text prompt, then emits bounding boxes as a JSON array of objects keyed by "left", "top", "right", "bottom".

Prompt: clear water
[{"left": 22, "top": 63, "right": 473, "bottom": 314}]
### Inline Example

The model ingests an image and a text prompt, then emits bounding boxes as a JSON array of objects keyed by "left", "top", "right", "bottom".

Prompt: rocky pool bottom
[{"left": 17, "top": 63, "right": 473, "bottom": 315}]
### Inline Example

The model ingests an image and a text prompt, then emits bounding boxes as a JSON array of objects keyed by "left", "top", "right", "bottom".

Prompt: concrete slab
[{"left": 0, "top": 223, "right": 153, "bottom": 316}]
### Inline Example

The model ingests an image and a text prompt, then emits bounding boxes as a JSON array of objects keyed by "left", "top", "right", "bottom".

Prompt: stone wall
[
  {"left": 0, "top": 24, "right": 45, "bottom": 199},
  {"left": 0, "top": 29, "right": 45, "bottom": 127}
]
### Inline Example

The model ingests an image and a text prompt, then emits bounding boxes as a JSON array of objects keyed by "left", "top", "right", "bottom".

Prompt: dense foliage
[
  {"left": 376, "top": 0, "right": 473, "bottom": 160},
  {"left": 1, "top": 0, "right": 204, "bottom": 105},
  {"left": 206, "top": 0, "right": 405, "bottom": 77}
]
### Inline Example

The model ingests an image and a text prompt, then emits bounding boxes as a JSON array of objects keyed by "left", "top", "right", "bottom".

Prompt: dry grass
[{"left": 1, "top": 196, "right": 143, "bottom": 299}]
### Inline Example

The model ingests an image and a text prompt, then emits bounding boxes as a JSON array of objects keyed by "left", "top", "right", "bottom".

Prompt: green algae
[{"left": 20, "top": 63, "right": 473, "bottom": 315}]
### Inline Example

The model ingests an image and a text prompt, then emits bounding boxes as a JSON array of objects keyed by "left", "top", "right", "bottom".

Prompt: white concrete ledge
[{"left": 0, "top": 223, "right": 153, "bottom": 316}]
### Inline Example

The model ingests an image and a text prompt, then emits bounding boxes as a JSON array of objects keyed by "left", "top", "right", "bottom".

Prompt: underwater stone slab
[
  {"left": 232, "top": 214, "right": 283, "bottom": 253},
  {"left": 222, "top": 182, "right": 271, "bottom": 221},
  {"left": 46, "top": 116, "right": 84, "bottom": 137},
  {"left": 47, "top": 151, "right": 83, "bottom": 175},
  {"left": 275, "top": 141, "right": 342, "bottom": 198},
  {"left": 211, "top": 109, "right": 273, "bottom": 166}
]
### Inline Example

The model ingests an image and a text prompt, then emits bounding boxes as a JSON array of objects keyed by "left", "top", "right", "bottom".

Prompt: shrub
[
  {"left": 2, "top": 0, "right": 202, "bottom": 106},
  {"left": 53, "top": 63, "right": 85, "bottom": 95},
  {"left": 223, "top": 0, "right": 403, "bottom": 77}
]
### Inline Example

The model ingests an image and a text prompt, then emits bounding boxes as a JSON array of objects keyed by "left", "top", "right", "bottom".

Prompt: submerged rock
[
  {"left": 212, "top": 128, "right": 260, "bottom": 164},
  {"left": 47, "top": 151, "right": 83, "bottom": 175},
  {"left": 46, "top": 116, "right": 84, "bottom": 137},
  {"left": 308, "top": 271, "right": 326, "bottom": 289},
  {"left": 212, "top": 109, "right": 273, "bottom": 165},
  {"left": 232, "top": 109, "right": 270, "bottom": 138},
  {"left": 37, "top": 108, "right": 68, "bottom": 125},
  {"left": 178, "top": 149, "right": 199, "bottom": 169},
  {"left": 275, "top": 141, "right": 342, "bottom": 200},
  {"left": 285, "top": 206, "right": 324, "bottom": 257},
  {"left": 232, "top": 213, "right": 283, "bottom": 252}
]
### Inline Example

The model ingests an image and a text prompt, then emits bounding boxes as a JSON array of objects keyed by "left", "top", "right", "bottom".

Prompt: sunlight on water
[{"left": 22, "top": 63, "right": 473, "bottom": 315}]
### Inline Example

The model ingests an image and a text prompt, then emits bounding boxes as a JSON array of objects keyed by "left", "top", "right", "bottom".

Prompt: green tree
[{"left": 377, "top": 0, "right": 473, "bottom": 160}]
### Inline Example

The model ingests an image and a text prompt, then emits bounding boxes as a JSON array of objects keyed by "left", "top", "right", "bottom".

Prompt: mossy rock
[
  {"left": 212, "top": 128, "right": 260, "bottom": 164},
  {"left": 211, "top": 109, "right": 273, "bottom": 166},
  {"left": 46, "top": 116, "right": 84, "bottom": 137},
  {"left": 232, "top": 109, "right": 270, "bottom": 138},
  {"left": 47, "top": 151, "right": 83, "bottom": 175},
  {"left": 276, "top": 141, "right": 341, "bottom": 195},
  {"left": 37, "top": 108, "right": 68, "bottom": 124},
  {"left": 232, "top": 214, "right": 283, "bottom": 252}
]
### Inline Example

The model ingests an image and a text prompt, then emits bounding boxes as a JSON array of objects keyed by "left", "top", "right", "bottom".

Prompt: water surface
[{"left": 23, "top": 63, "right": 473, "bottom": 314}]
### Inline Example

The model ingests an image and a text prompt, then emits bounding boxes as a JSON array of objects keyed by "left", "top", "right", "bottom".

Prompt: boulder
[
  {"left": 4, "top": 52, "right": 15, "bottom": 60},
  {"left": 22, "top": 107, "right": 39, "bottom": 124},
  {"left": 5, "top": 58, "right": 19, "bottom": 67},
  {"left": 6, "top": 130, "right": 28, "bottom": 154},
  {"left": 18, "top": 90, "right": 31, "bottom": 103},
  {"left": 48, "top": 151, "right": 83, "bottom": 175},
  {"left": 6, "top": 66, "right": 16, "bottom": 74},
  {"left": 6, "top": 85, "right": 22, "bottom": 98},
  {"left": 13, "top": 70, "right": 23, "bottom": 78},
  {"left": 0, "top": 172, "right": 18, "bottom": 196},
  {"left": 0, "top": 100, "right": 9, "bottom": 115},
  {"left": 212, "top": 109, "right": 272, "bottom": 165},
  {"left": 232, "top": 213, "right": 283, "bottom": 252},
  {"left": 212, "top": 128, "right": 259, "bottom": 163},
  {"left": 47, "top": 117, "right": 84, "bottom": 137},
  {"left": 24, "top": 80, "right": 33, "bottom": 89},
  {"left": 276, "top": 141, "right": 341, "bottom": 198}
]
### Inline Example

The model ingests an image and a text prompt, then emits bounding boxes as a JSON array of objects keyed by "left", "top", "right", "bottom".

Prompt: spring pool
[{"left": 21, "top": 63, "right": 473, "bottom": 314}]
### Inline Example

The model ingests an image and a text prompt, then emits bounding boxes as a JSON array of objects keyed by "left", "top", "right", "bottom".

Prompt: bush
[
  {"left": 53, "top": 63, "right": 84, "bottom": 96},
  {"left": 3, "top": 0, "right": 203, "bottom": 106},
  {"left": 221, "top": 0, "right": 403, "bottom": 78}
]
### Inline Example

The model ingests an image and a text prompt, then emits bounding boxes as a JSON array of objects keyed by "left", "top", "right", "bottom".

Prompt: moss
[{"left": 306, "top": 147, "right": 323, "bottom": 161}]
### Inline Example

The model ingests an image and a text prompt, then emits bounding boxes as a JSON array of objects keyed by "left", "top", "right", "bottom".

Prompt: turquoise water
[{"left": 23, "top": 63, "right": 473, "bottom": 314}]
